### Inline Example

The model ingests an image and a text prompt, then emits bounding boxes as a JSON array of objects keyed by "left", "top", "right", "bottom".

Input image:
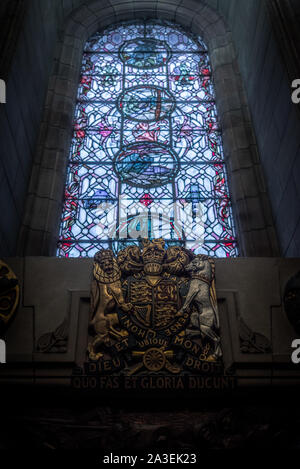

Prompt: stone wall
[
  {"left": 1, "top": 0, "right": 300, "bottom": 257},
  {"left": 1, "top": 257, "right": 300, "bottom": 387},
  {"left": 0, "top": 0, "right": 82, "bottom": 256},
  {"left": 218, "top": 0, "right": 300, "bottom": 256}
]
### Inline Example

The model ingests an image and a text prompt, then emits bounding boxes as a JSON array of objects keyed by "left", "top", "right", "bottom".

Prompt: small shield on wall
[{"left": 0, "top": 260, "right": 19, "bottom": 330}]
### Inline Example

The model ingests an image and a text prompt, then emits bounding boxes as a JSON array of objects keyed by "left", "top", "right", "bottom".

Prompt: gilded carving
[
  {"left": 176, "top": 256, "right": 221, "bottom": 359},
  {"left": 88, "top": 239, "right": 222, "bottom": 373},
  {"left": 88, "top": 250, "right": 131, "bottom": 360}
]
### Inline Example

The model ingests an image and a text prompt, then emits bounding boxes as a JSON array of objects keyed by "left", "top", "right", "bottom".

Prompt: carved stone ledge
[
  {"left": 36, "top": 318, "right": 68, "bottom": 353},
  {"left": 239, "top": 317, "right": 272, "bottom": 354}
]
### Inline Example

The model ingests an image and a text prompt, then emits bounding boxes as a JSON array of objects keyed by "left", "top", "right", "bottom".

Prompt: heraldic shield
[{"left": 87, "top": 239, "right": 222, "bottom": 375}]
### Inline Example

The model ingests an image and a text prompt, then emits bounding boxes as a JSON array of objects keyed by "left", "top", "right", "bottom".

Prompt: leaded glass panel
[{"left": 57, "top": 20, "right": 238, "bottom": 258}]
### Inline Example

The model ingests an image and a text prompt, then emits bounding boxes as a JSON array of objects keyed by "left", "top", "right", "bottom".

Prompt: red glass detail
[
  {"left": 76, "top": 130, "right": 85, "bottom": 139},
  {"left": 99, "top": 122, "right": 113, "bottom": 139},
  {"left": 74, "top": 122, "right": 85, "bottom": 139},
  {"left": 139, "top": 193, "right": 153, "bottom": 207},
  {"left": 81, "top": 76, "right": 92, "bottom": 86}
]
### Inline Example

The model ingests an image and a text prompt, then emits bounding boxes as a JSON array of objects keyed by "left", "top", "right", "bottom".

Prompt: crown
[
  {"left": 94, "top": 249, "right": 114, "bottom": 262},
  {"left": 141, "top": 238, "right": 165, "bottom": 265}
]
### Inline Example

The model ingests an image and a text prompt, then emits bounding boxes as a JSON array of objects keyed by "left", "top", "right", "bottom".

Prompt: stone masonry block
[
  {"left": 35, "top": 167, "right": 65, "bottom": 201},
  {"left": 244, "top": 196, "right": 268, "bottom": 231}
]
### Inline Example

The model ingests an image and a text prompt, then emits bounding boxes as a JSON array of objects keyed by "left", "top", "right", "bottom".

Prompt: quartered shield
[{"left": 128, "top": 276, "right": 180, "bottom": 330}]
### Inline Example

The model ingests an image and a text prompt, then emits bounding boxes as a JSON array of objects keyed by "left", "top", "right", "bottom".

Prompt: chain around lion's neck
[{"left": 189, "top": 272, "right": 211, "bottom": 284}]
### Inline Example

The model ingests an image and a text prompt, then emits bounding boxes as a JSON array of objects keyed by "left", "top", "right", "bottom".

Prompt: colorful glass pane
[{"left": 57, "top": 20, "right": 238, "bottom": 258}]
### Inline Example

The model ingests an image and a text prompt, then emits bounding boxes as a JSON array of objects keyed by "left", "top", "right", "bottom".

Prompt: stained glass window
[{"left": 57, "top": 20, "right": 238, "bottom": 257}]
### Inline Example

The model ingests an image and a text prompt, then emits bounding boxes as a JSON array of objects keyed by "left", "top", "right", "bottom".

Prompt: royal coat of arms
[{"left": 87, "top": 239, "right": 222, "bottom": 375}]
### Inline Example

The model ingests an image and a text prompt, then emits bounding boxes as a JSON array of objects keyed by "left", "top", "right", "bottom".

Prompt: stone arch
[{"left": 18, "top": 0, "right": 279, "bottom": 257}]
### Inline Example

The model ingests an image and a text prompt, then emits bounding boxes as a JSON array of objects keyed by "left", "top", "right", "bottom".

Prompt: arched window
[{"left": 57, "top": 20, "right": 238, "bottom": 258}]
